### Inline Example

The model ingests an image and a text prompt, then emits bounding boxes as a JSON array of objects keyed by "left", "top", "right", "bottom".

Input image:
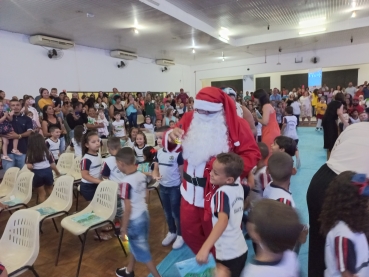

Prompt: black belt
[{"left": 183, "top": 171, "right": 207, "bottom": 188}]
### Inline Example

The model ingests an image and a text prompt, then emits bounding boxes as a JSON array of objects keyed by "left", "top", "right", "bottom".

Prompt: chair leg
[
  {"left": 52, "top": 218, "right": 59, "bottom": 233},
  {"left": 94, "top": 229, "right": 102, "bottom": 242},
  {"left": 29, "top": 265, "right": 40, "bottom": 277},
  {"left": 109, "top": 221, "right": 127, "bottom": 257},
  {"left": 76, "top": 232, "right": 88, "bottom": 277},
  {"left": 55, "top": 228, "right": 65, "bottom": 266},
  {"left": 78, "top": 235, "right": 83, "bottom": 244},
  {"left": 155, "top": 188, "right": 163, "bottom": 207},
  {"left": 76, "top": 191, "right": 79, "bottom": 211}
]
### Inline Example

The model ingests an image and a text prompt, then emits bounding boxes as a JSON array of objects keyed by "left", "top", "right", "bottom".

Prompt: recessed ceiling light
[
  {"left": 192, "top": 48, "right": 195, "bottom": 54},
  {"left": 352, "top": 1, "right": 357, "bottom": 8},
  {"left": 299, "top": 17, "right": 326, "bottom": 27},
  {"left": 299, "top": 28, "right": 326, "bottom": 35},
  {"left": 134, "top": 28, "right": 139, "bottom": 34},
  {"left": 351, "top": 11, "right": 357, "bottom": 18}
]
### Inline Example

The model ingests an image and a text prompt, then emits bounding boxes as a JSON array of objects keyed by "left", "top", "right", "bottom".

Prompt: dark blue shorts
[
  {"left": 80, "top": 182, "right": 98, "bottom": 201},
  {"left": 32, "top": 168, "right": 54, "bottom": 188}
]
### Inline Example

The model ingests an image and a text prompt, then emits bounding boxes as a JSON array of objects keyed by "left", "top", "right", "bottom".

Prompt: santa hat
[{"left": 194, "top": 87, "right": 240, "bottom": 147}]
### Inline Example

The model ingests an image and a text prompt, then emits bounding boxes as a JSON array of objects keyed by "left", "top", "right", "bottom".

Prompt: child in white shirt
[
  {"left": 140, "top": 116, "right": 154, "bottom": 133},
  {"left": 45, "top": 126, "right": 61, "bottom": 164},
  {"left": 101, "top": 137, "right": 125, "bottom": 224},
  {"left": 248, "top": 142, "right": 271, "bottom": 208},
  {"left": 97, "top": 108, "right": 109, "bottom": 138},
  {"left": 196, "top": 153, "right": 248, "bottom": 277},
  {"left": 115, "top": 148, "right": 161, "bottom": 277},
  {"left": 241, "top": 199, "right": 302, "bottom": 277},
  {"left": 320, "top": 172, "right": 369, "bottom": 277},
  {"left": 290, "top": 98, "right": 301, "bottom": 127},
  {"left": 112, "top": 111, "right": 126, "bottom": 140}
]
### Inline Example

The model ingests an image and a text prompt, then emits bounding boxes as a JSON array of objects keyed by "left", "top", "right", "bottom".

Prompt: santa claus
[{"left": 164, "top": 87, "right": 261, "bottom": 254}]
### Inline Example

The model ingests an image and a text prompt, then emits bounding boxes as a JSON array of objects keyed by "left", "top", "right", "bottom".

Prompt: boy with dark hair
[
  {"left": 241, "top": 199, "right": 302, "bottom": 276},
  {"left": 271, "top": 135, "right": 300, "bottom": 169},
  {"left": 263, "top": 152, "right": 295, "bottom": 206},
  {"left": 46, "top": 126, "right": 61, "bottom": 164},
  {"left": 196, "top": 152, "right": 248, "bottom": 277},
  {"left": 101, "top": 137, "right": 125, "bottom": 225},
  {"left": 115, "top": 148, "right": 160, "bottom": 277},
  {"left": 248, "top": 142, "right": 272, "bottom": 207}
]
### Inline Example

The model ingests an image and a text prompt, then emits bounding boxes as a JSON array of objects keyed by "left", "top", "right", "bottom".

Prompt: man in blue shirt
[
  {"left": 2, "top": 99, "right": 33, "bottom": 170},
  {"left": 269, "top": 88, "right": 282, "bottom": 101}
]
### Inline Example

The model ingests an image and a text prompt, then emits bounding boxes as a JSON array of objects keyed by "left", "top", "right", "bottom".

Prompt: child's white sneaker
[
  {"left": 172, "top": 235, "right": 184, "bottom": 249},
  {"left": 162, "top": 232, "right": 177, "bottom": 246}
]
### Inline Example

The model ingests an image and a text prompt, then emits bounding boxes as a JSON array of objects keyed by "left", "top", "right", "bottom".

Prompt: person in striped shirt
[{"left": 320, "top": 172, "right": 369, "bottom": 277}]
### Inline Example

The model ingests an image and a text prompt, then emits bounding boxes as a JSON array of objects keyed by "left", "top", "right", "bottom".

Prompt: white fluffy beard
[{"left": 182, "top": 111, "right": 229, "bottom": 167}]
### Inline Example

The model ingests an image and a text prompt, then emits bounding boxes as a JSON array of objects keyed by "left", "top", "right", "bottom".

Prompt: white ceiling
[{"left": 1, "top": 0, "right": 369, "bottom": 65}]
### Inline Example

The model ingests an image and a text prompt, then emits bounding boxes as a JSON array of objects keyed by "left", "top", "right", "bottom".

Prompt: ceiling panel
[{"left": 1, "top": 0, "right": 369, "bottom": 65}]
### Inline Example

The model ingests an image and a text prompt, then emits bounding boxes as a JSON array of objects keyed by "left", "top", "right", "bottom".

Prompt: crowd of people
[{"left": 0, "top": 82, "right": 368, "bottom": 277}]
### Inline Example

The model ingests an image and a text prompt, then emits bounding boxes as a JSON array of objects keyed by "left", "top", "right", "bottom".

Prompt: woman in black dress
[
  {"left": 321, "top": 92, "right": 348, "bottom": 160},
  {"left": 307, "top": 123, "right": 369, "bottom": 277}
]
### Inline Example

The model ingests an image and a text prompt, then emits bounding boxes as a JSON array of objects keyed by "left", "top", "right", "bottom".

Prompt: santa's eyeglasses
[{"left": 195, "top": 109, "right": 219, "bottom": 115}]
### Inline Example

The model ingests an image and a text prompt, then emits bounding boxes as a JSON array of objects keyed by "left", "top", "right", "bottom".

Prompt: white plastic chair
[
  {"left": 29, "top": 175, "right": 74, "bottom": 233},
  {"left": 0, "top": 209, "right": 41, "bottom": 277},
  {"left": 65, "top": 146, "right": 74, "bottom": 154},
  {"left": 67, "top": 156, "right": 82, "bottom": 211},
  {"left": 18, "top": 164, "right": 30, "bottom": 175},
  {"left": 56, "top": 153, "right": 74, "bottom": 175},
  {"left": 100, "top": 138, "right": 109, "bottom": 158},
  {"left": 144, "top": 132, "right": 156, "bottom": 147},
  {"left": 55, "top": 181, "right": 127, "bottom": 277},
  {"left": 0, "top": 167, "right": 20, "bottom": 198},
  {"left": 137, "top": 114, "right": 144, "bottom": 125},
  {"left": 0, "top": 172, "right": 34, "bottom": 212}
]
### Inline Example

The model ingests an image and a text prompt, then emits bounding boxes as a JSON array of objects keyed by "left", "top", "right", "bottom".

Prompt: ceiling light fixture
[
  {"left": 299, "top": 28, "right": 326, "bottom": 35},
  {"left": 352, "top": 1, "right": 357, "bottom": 8},
  {"left": 351, "top": 11, "right": 356, "bottom": 18},
  {"left": 299, "top": 17, "right": 326, "bottom": 27},
  {"left": 86, "top": 13, "right": 95, "bottom": 18},
  {"left": 192, "top": 48, "right": 195, "bottom": 54},
  {"left": 219, "top": 27, "right": 230, "bottom": 43},
  {"left": 134, "top": 28, "right": 139, "bottom": 34}
]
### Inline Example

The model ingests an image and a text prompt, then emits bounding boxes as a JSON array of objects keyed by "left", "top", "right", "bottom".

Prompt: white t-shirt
[
  {"left": 156, "top": 149, "right": 183, "bottom": 187},
  {"left": 256, "top": 122, "right": 262, "bottom": 137},
  {"left": 112, "top": 120, "right": 126, "bottom": 137},
  {"left": 134, "top": 144, "right": 148, "bottom": 163},
  {"left": 101, "top": 155, "right": 126, "bottom": 184},
  {"left": 125, "top": 138, "right": 134, "bottom": 148},
  {"left": 143, "top": 123, "right": 154, "bottom": 133},
  {"left": 290, "top": 101, "right": 301, "bottom": 115},
  {"left": 119, "top": 171, "right": 147, "bottom": 220},
  {"left": 249, "top": 166, "right": 271, "bottom": 207},
  {"left": 80, "top": 153, "right": 102, "bottom": 184},
  {"left": 211, "top": 184, "right": 248, "bottom": 261},
  {"left": 236, "top": 102, "right": 243, "bottom": 118},
  {"left": 345, "top": 87, "right": 356, "bottom": 97},
  {"left": 327, "top": 123, "right": 369, "bottom": 176},
  {"left": 241, "top": 250, "right": 300, "bottom": 277},
  {"left": 282, "top": 115, "right": 298, "bottom": 140},
  {"left": 46, "top": 138, "right": 60, "bottom": 161},
  {"left": 263, "top": 183, "right": 295, "bottom": 208},
  {"left": 325, "top": 221, "right": 369, "bottom": 277},
  {"left": 70, "top": 138, "right": 82, "bottom": 157}
]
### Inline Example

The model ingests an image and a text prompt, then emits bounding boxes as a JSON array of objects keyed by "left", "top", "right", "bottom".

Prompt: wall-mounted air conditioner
[
  {"left": 155, "top": 59, "right": 175, "bottom": 66},
  {"left": 110, "top": 50, "right": 138, "bottom": 60},
  {"left": 29, "top": 35, "right": 75, "bottom": 49}
]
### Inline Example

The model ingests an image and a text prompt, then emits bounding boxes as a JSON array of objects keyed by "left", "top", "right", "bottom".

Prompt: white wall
[
  {"left": 193, "top": 43, "right": 369, "bottom": 92},
  {"left": 0, "top": 30, "right": 192, "bottom": 98}
]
